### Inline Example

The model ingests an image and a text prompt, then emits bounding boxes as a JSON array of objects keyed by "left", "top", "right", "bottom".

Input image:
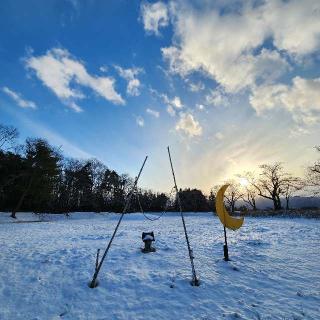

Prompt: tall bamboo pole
[
  {"left": 89, "top": 156, "right": 148, "bottom": 288},
  {"left": 167, "top": 146, "right": 199, "bottom": 286}
]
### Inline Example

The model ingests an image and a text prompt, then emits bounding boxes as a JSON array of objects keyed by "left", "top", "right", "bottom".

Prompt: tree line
[
  {"left": 0, "top": 123, "right": 213, "bottom": 217},
  {"left": 0, "top": 123, "right": 319, "bottom": 217}
]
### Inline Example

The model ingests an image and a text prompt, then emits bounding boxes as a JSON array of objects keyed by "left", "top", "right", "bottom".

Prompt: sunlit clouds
[
  {"left": 175, "top": 113, "right": 202, "bottom": 138},
  {"left": 250, "top": 77, "right": 320, "bottom": 125},
  {"left": 1, "top": 0, "right": 319, "bottom": 194}
]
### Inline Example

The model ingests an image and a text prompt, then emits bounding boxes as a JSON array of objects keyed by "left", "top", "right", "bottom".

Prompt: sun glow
[{"left": 239, "top": 177, "right": 249, "bottom": 187}]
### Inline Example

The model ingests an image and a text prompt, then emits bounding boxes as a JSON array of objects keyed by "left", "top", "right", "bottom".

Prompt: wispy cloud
[
  {"left": 175, "top": 112, "right": 202, "bottom": 138},
  {"left": 136, "top": 115, "right": 145, "bottom": 127},
  {"left": 205, "top": 88, "right": 229, "bottom": 107},
  {"left": 115, "top": 66, "right": 143, "bottom": 96},
  {"left": 25, "top": 47, "right": 124, "bottom": 112},
  {"left": 161, "top": 1, "right": 318, "bottom": 87},
  {"left": 159, "top": 0, "right": 319, "bottom": 122},
  {"left": 164, "top": 95, "right": 183, "bottom": 116},
  {"left": 99, "top": 65, "right": 108, "bottom": 73},
  {"left": 68, "top": 101, "right": 83, "bottom": 113},
  {"left": 2, "top": 87, "right": 36, "bottom": 109},
  {"left": 149, "top": 87, "right": 185, "bottom": 117},
  {"left": 196, "top": 104, "right": 205, "bottom": 111},
  {"left": 250, "top": 76, "right": 320, "bottom": 125},
  {"left": 215, "top": 132, "right": 224, "bottom": 140},
  {"left": 146, "top": 108, "right": 160, "bottom": 118},
  {"left": 188, "top": 81, "right": 205, "bottom": 92},
  {"left": 140, "top": 1, "right": 169, "bottom": 36}
]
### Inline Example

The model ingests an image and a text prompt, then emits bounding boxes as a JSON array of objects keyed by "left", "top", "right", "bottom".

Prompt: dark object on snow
[{"left": 141, "top": 232, "right": 156, "bottom": 253}]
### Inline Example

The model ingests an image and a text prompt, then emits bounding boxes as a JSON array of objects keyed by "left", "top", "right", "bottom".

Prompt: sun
[{"left": 239, "top": 177, "right": 249, "bottom": 187}]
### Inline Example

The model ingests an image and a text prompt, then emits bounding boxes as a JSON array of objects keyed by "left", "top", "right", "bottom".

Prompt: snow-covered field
[{"left": 0, "top": 212, "right": 319, "bottom": 320}]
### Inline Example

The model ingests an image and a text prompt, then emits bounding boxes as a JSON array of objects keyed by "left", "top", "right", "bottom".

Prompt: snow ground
[{"left": 0, "top": 212, "right": 319, "bottom": 320}]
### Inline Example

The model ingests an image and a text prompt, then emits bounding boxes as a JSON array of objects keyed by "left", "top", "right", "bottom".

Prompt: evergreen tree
[{"left": 11, "top": 139, "right": 62, "bottom": 217}]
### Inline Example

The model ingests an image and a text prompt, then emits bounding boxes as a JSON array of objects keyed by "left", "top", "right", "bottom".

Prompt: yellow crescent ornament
[{"left": 215, "top": 184, "right": 244, "bottom": 231}]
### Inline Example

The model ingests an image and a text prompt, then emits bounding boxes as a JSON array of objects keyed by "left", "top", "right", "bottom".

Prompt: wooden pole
[
  {"left": 95, "top": 249, "right": 100, "bottom": 272},
  {"left": 89, "top": 156, "right": 148, "bottom": 288},
  {"left": 167, "top": 146, "right": 199, "bottom": 286},
  {"left": 223, "top": 225, "right": 230, "bottom": 261},
  {"left": 221, "top": 192, "right": 230, "bottom": 261}
]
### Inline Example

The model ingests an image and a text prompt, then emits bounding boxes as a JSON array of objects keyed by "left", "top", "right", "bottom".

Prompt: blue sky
[{"left": 1, "top": 0, "right": 320, "bottom": 193}]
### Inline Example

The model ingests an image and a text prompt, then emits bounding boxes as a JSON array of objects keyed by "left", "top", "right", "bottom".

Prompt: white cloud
[
  {"left": 140, "top": 1, "right": 169, "bottom": 36},
  {"left": 150, "top": 89, "right": 184, "bottom": 117},
  {"left": 289, "top": 126, "right": 310, "bottom": 138},
  {"left": 115, "top": 66, "right": 142, "bottom": 96},
  {"left": 161, "top": 1, "right": 319, "bottom": 94},
  {"left": 68, "top": 101, "right": 83, "bottom": 113},
  {"left": 162, "top": 94, "right": 183, "bottom": 116},
  {"left": 215, "top": 132, "right": 224, "bottom": 140},
  {"left": 25, "top": 48, "right": 124, "bottom": 111},
  {"left": 99, "top": 65, "right": 108, "bottom": 72},
  {"left": 175, "top": 113, "right": 202, "bottom": 137},
  {"left": 205, "top": 88, "right": 229, "bottom": 107},
  {"left": 171, "top": 96, "right": 183, "bottom": 109},
  {"left": 161, "top": 46, "right": 190, "bottom": 77},
  {"left": 146, "top": 108, "right": 160, "bottom": 118},
  {"left": 2, "top": 87, "right": 36, "bottom": 109},
  {"left": 250, "top": 76, "right": 320, "bottom": 125},
  {"left": 188, "top": 81, "right": 205, "bottom": 92},
  {"left": 136, "top": 115, "right": 145, "bottom": 127},
  {"left": 252, "top": 49, "right": 291, "bottom": 84},
  {"left": 167, "top": 105, "right": 176, "bottom": 117},
  {"left": 163, "top": 46, "right": 290, "bottom": 95},
  {"left": 264, "top": 0, "right": 320, "bottom": 56},
  {"left": 196, "top": 104, "right": 205, "bottom": 111}
]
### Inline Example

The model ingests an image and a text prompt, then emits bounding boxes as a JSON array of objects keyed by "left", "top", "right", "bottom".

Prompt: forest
[{"left": 0, "top": 123, "right": 319, "bottom": 218}]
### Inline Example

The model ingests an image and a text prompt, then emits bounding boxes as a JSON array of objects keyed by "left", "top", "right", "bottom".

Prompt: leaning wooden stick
[
  {"left": 95, "top": 249, "right": 100, "bottom": 272},
  {"left": 89, "top": 156, "right": 148, "bottom": 288},
  {"left": 167, "top": 146, "right": 200, "bottom": 286}
]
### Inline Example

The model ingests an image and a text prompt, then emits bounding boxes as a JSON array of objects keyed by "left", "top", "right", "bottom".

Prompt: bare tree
[
  {"left": 247, "top": 163, "right": 299, "bottom": 211},
  {"left": 225, "top": 182, "right": 243, "bottom": 213},
  {"left": 282, "top": 177, "right": 304, "bottom": 210},
  {"left": 0, "top": 124, "right": 18, "bottom": 151},
  {"left": 242, "top": 186, "right": 258, "bottom": 211},
  {"left": 306, "top": 146, "right": 320, "bottom": 195},
  {"left": 212, "top": 181, "right": 243, "bottom": 213},
  {"left": 237, "top": 172, "right": 258, "bottom": 210}
]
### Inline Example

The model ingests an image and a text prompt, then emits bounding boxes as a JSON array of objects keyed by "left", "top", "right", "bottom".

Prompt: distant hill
[{"left": 253, "top": 196, "right": 320, "bottom": 209}]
